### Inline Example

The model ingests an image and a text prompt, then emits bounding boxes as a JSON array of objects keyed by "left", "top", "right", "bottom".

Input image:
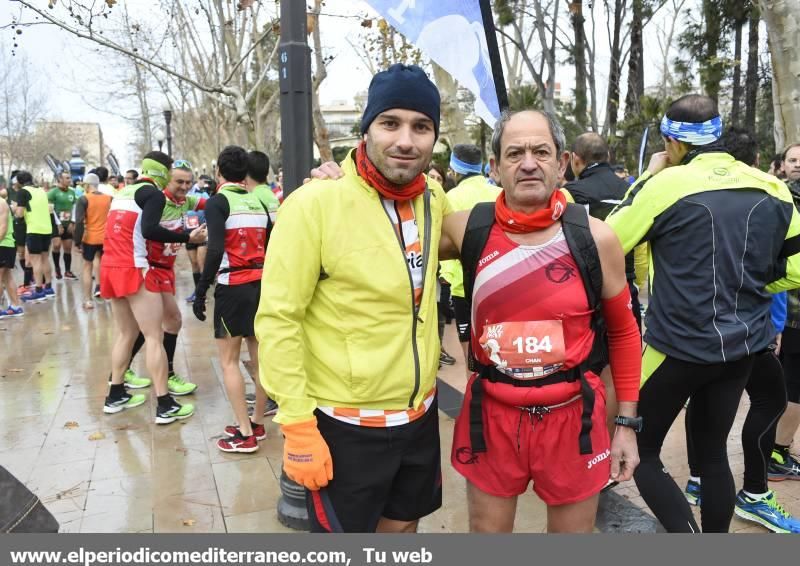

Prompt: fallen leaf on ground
[
  {"left": 63, "top": 421, "right": 79, "bottom": 429},
  {"left": 182, "top": 519, "right": 196, "bottom": 527},
  {"left": 7, "top": 368, "right": 24, "bottom": 373},
  {"left": 88, "top": 432, "right": 106, "bottom": 441}
]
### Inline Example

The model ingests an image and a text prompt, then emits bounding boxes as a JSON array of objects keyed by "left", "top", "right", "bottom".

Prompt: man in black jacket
[{"left": 565, "top": 133, "right": 628, "bottom": 221}]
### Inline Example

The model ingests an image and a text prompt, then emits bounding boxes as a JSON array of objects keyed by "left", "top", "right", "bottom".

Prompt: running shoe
[
  {"left": 17, "top": 285, "right": 32, "bottom": 295},
  {"left": 94, "top": 285, "right": 101, "bottom": 298},
  {"left": 103, "top": 391, "right": 146, "bottom": 414},
  {"left": 224, "top": 421, "right": 267, "bottom": 441},
  {"left": 54, "top": 272, "right": 62, "bottom": 280},
  {"left": 0, "top": 306, "right": 24, "bottom": 318},
  {"left": 185, "top": 292, "right": 196, "bottom": 304},
  {"left": 43, "top": 287, "right": 55, "bottom": 299},
  {"left": 167, "top": 373, "right": 197, "bottom": 396},
  {"left": 685, "top": 479, "right": 701, "bottom": 506},
  {"left": 21, "top": 290, "right": 46, "bottom": 303},
  {"left": 768, "top": 451, "right": 800, "bottom": 481},
  {"left": 124, "top": 369, "right": 151, "bottom": 389},
  {"left": 217, "top": 431, "right": 259, "bottom": 453},
  {"left": 63, "top": 271, "right": 78, "bottom": 280},
  {"left": 245, "top": 392, "right": 256, "bottom": 405},
  {"left": 440, "top": 350, "right": 456, "bottom": 366},
  {"left": 155, "top": 399, "right": 195, "bottom": 424},
  {"left": 734, "top": 490, "right": 800, "bottom": 533},
  {"left": 264, "top": 399, "right": 278, "bottom": 416}
]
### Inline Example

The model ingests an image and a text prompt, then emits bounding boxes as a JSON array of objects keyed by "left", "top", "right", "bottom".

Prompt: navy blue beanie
[{"left": 360, "top": 64, "right": 441, "bottom": 138}]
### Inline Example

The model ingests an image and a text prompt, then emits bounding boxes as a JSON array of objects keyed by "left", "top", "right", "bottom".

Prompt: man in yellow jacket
[{"left": 255, "top": 64, "right": 451, "bottom": 533}]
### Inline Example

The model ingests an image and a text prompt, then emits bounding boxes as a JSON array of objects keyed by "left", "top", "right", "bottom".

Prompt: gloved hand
[
  {"left": 281, "top": 418, "right": 333, "bottom": 491},
  {"left": 192, "top": 290, "right": 207, "bottom": 321}
]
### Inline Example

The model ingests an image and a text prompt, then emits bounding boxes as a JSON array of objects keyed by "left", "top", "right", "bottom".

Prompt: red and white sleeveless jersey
[
  {"left": 217, "top": 186, "right": 269, "bottom": 285},
  {"left": 471, "top": 224, "right": 595, "bottom": 406},
  {"left": 102, "top": 184, "right": 148, "bottom": 268}
]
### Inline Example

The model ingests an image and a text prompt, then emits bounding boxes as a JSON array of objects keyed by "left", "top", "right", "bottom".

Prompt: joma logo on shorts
[
  {"left": 587, "top": 449, "right": 610, "bottom": 469},
  {"left": 479, "top": 250, "right": 499, "bottom": 266}
]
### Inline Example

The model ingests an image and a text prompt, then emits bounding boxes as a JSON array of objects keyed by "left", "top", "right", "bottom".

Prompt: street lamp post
[
  {"left": 275, "top": 0, "right": 313, "bottom": 531},
  {"left": 163, "top": 106, "right": 173, "bottom": 157}
]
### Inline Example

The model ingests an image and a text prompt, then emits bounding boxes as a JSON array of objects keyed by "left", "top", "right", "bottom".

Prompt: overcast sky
[{"left": 1, "top": 0, "right": 716, "bottom": 169}]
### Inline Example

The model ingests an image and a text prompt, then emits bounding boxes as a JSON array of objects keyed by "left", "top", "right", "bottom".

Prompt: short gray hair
[{"left": 491, "top": 109, "right": 566, "bottom": 161}]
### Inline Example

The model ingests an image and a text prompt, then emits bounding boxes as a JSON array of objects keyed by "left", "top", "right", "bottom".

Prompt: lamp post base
[{"left": 277, "top": 470, "right": 310, "bottom": 531}]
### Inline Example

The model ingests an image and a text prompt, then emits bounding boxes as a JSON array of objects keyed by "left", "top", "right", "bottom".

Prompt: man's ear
[{"left": 560, "top": 151, "right": 571, "bottom": 177}]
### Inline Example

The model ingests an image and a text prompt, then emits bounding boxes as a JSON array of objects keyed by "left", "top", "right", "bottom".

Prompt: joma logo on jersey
[
  {"left": 587, "top": 449, "right": 611, "bottom": 469},
  {"left": 406, "top": 251, "right": 423, "bottom": 270},
  {"left": 486, "top": 324, "right": 504, "bottom": 339},
  {"left": 479, "top": 250, "right": 499, "bottom": 266}
]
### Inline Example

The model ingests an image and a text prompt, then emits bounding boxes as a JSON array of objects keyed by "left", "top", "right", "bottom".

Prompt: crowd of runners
[{"left": 4, "top": 62, "right": 800, "bottom": 534}]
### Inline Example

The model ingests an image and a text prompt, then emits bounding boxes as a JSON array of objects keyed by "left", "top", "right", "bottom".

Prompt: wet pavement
[{"left": 2, "top": 256, "right": 800, "bottom": 533}]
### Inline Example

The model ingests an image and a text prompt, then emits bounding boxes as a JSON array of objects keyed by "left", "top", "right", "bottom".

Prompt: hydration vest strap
[
  {"left": 578, "top": 373, "right": 595, "bottom": 455},
  {"left": 469, "top": 376, "right": 487, "bottom": 454},
  {"left": 780, "top": 234, "right": 800, "bottom": 259},
  {"left": 218, "top": 262, "right": 264, "bottom": 274}
]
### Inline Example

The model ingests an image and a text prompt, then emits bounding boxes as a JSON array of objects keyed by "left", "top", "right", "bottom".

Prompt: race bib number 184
[{"left": 478, "top": 320, "right": 566, "bottom": 378}]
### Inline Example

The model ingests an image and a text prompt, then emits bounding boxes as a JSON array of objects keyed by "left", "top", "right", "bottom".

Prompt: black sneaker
[
  {"left": 440, "top": 350, "right": 456, "bottom": 366},
  {"left": 245, "top": 392, "right": 256, "bottom": 405},
  {"left": 769, "top": 451, "right": 800, "bottom": 481},
  {"left": 103, "top": 390, "right": 146, "bottom": 414},
  {"left": 155, "top": 399, "right": 195, "bottom": 424},
  {"left": 264, "top": 399, "right": 278, "bottom": 416}
]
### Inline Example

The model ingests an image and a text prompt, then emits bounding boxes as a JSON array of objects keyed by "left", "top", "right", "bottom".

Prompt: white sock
[
  {"left": 689, "top": 476, "right": 701, "bottom": 484},
  {"left": 742, "top": 490, "right": 769, "bottom": 501}
]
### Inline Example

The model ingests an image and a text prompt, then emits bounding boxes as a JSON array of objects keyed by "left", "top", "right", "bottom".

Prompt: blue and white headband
[
  {"left": 660, "top": 115, "right": 723, "bottom": 146},
  {"left": 450, "top": 154, "right": 483, "bottom": 175}
]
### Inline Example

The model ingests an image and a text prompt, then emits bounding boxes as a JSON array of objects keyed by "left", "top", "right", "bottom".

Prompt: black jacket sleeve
[
  {"left": 135, "top": 185, "right": 190, "bottom": 244},
  {"left": 73, "top": 196, "right": 88, "bottom": 244},
  {"left": 16, "top": 188, "right": 31, "bottom": 210},
  {"left": 196, "top": 195, "right": 229, "bottom": 296}
]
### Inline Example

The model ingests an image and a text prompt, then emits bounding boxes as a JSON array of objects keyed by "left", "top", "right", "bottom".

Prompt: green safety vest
[
  {"left": 23, "top": 186, "right": 51, "bottom": 235},
  {"left": 0, "top": 201, "right": 14, "bottom": 248}
]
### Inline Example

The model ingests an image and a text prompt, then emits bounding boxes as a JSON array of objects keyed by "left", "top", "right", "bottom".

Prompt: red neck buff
[
  {"left": 495, "top": 189, "right": 567, "bottom": 233},
  {"left": 355, "top": 141, "right": 426, "bottom": 201}
]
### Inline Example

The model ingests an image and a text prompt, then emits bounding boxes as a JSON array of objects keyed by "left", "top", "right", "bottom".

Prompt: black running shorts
[
  {"left": 213, "top": 280, "right": 260, "bottom": 338},
  {"left": 81, "top": 244, "right": 104, "bottom": 262},
  {"left": 780, "top": 327, "right": 800, "bottom": 404},
  {"left": 26, "top": 234, "right": 52, "bottom": 254},
  {"left": 307, "top": 400, "right": 442, "bottom": 533},
  {"left": 13, "top": 219, "right": 25, "bottom": 247},
  {"left": 0, "top": 246, "right": 15, "bottom": 268},
  {"left": 452, "top": 295, "right": 471, "bottom": 343}
]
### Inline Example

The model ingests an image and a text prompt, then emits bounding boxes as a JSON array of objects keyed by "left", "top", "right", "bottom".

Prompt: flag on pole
[{"left": 364, "top": 0, "right": 506, "bottom": 127}]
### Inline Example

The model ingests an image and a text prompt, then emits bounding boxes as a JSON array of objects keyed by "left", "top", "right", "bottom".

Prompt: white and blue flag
[{"left": 364, "top": 0, "right": 502, "bottom": 127}]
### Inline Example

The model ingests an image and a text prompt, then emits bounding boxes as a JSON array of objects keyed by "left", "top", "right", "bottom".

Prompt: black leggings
[
  {"left": 686, "top": 350, "right": 787, "bottom": 494},
  {"left": 634, "top": 352, "right": 753, "bottom": 533}
]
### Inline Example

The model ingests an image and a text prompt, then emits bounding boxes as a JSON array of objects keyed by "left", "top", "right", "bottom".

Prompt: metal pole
[
  {"left": 163, "top": 109, "right": 173, "bottom": 157},
  {"left": 478, "top": 0, "right": 509, "bottom": 112},
  {"left": 278, "top": 0, "right": 313, "bottom": 198},
  {"left": 275, "top": 0, "right": 313, "bottom": 531}
]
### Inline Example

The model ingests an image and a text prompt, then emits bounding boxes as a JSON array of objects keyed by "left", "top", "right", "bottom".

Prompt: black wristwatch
[{"left": 614, "top": 416, "right": 643, "bottom": 432}]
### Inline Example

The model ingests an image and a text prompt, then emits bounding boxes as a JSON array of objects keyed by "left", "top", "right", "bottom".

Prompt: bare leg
[
  {"left": 546, "top": 493, "right": 599, "bottom": 533},
  {"left": 217, "top": 335, "right": 252, "bottom": 436},
  {"left": 161, "top": 292, "right": 182, "bottom": 335},
  {"left": 376, "top": 517, "right": 418, "bottom": 533},
  {"left": 109, "top": 297, "right": 141, "bottom": 385},
  {"left": 776, "top": 403, "right": 800, "bottom": 447},
  {"left": 5, "top": 269, "right": 20, "bottom": 306},
  {"left": 82, "top": 253, "right": 93, "bottom": 302},
  {"left": 467, "top": 481, "right": 517, "bottom": 532},
  {"left": 245, "top": 336, "right": 266, "bottom": 426},
  {"left": 126, "top": 285, "right": 167, "bottom": 396}
]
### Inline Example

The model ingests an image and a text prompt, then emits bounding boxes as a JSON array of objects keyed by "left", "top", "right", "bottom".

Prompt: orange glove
[{"left": 281, "top": 418, "right": 333, "bottom": 491}]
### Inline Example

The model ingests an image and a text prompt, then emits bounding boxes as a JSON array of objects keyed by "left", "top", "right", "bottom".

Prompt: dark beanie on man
[{"left": 360, "top": 64, "right": 441, "bottom": 138}]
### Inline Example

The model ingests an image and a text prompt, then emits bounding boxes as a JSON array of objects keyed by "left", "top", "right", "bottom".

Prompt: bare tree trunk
[
  {"left": 588, "top": 2, "right": 599, "bottom": 130},
  {"left": 744, "top": 6, "right": 760, "bottom": 134},
  {"left": 730, "top": 9, "right": 746, "bottom": 126},
  {"left": 604, "top": 0, "right": 625, "bottom": 138},
  {"left": 432, "top": 63, "right": 470, "bottom": 146},
  {"left": 624, "top": 0, "right": 644, "bottom": 119},
  {"left": 760, "top": 0, "right": 800, "bottom": 151},
  {"left": 701, "top": 0, "right": 724, "bottom": 103},
  {"left": 309, "top": 0, "right": 332, "bottom": 163},
  {"left": 571, "top": 0, "right": 588, "bottom": 130}
]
